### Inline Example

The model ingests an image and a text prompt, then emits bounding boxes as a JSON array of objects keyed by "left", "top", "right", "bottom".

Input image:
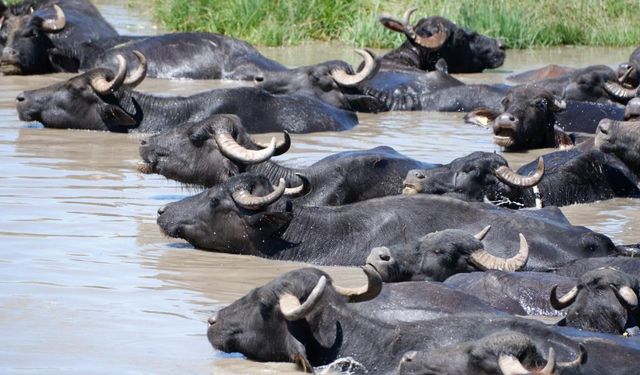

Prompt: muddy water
[{"left": 1, "top": 3, "right": 640, "bottom": 374}]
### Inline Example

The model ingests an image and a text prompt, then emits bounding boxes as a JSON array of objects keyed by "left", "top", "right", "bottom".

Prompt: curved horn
[
  {"left": 232, "top": 178, "right": 286, "bottom": 210},
  {"left": 611, "top": 285, "right": 638, "bottom": 308},
  {"left": 283, "top": 173, "right": 311, "bottom": 198},
  {"left": 123, "top": 50, "right": 147, "bottom": 87},
  {"left": 619, "top": 66, "right": 635, "bottom": 84},
  {"left": 331, "top": 49, "right": 378, "bottom": 86},
  {"left": 254, "top": 131, "right": 291, "bottom": 156},
  {"left": 550, "top": 285, "right": 578, "bottom": 310},
  {"left": 474, "top": 225, "right": 491, "bottom": 241},
  {"left": 214, "top": 130, "right": 276, "bottom": 164},
  {"left": 333, "top": 264, "right": 382, "bottom": 303},
  {"left": 279, "top": 276, "right": 327, "bottom": 321},
  {"left": 538, "top": 348, "right": 556, "bottom": 375},
  {"left": 498, "top": 354, "right": 531, "bottom": 375},
  {"left": 88, "top": 55, "right": 127, "bottom": 94},
  {"left": 402, "top": 8, "right": 448, "bottom": 49},
  {"left": 0, "top": 17, "right": 5, "bottom": 30},
  {"left": 603, "top": 81, "right": 639, "bottom": 100},
  {"left": 41, "top": 4, "right": 66, "bottom": 32},
  {"left": 494, "top": 157, "right": 544, "bottom": 188},
  {"left": 470, "top": 234, "right": 529, "bottom": 272},
  {"left": 558, "top": 344, "right": 587, "bottom": 369}
]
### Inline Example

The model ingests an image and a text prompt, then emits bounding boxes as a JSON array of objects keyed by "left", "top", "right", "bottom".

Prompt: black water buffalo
[
  {"left": 156, "top": 173, "right": 619, "bottom": 266},
  {"left": 378, "top": 8, "right": 505, "bottom": 73},
  {"left": 444, "top": 271, "right": 577, "bottom": 317},
  {"left": 465, "top": 85, "right": 625, "bottom": 150},
  {"left": 47, "top": 32, "right": 288, "bottom": 80},
  {"left": 402, "top": 149, "right": 640, "bottom": 208},
  {"left": 555, "top": 257, "right": 640, "bottom": 278},
  {"left": 595, "top": 106, "right": 640, "bottom": 175},
  {"left": 138, "top": 115, "right": 437, "bottom": 205},
  {"left": 550, "top": 267, "right": 640, "bottom": 335},
  {"left": 15, "top": 55, "right": 358, "bottom": 133},
  {"left": 616, "top": 46, "right": 640, "bottom": 88},
  {"left": 0, "top": 0, "right": 118, "bottom": 75},
  {"left": 207, "top": 267, "right": 587, "bottom": 374}
]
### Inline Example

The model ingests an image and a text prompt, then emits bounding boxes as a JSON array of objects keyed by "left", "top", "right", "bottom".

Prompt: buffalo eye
[{"left": 533, "top": 99, "right": 547, "bottom": 111}]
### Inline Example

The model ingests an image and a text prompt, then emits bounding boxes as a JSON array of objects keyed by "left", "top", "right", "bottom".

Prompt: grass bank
[{"left": 150, "top": 0, "right": 640, "bottom": 49}]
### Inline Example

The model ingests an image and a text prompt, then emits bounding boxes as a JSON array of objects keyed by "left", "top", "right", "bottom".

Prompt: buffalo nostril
[
  {"left": 157, "top": 205, "right": 166, "bottom": 215},
  {"left": 508, "top": 115, "right": 515, "bottom": 122},
  {"left": 16, "top": 93, "right": 25, "bottom": 102},
  {"left": 139, "top": 139, "right": 147, "bottom": 146},
  {"left": 414, "top": 171, "right": 425, "bottom": 179},
  {"left": 378, "top": 252, "right": 391, "bottom": 262},
  {"left": 208, "top": 315, "right": 217, "bottom": 326},
  {"left": 598, "top": 122, "right": 610, "bottom": 135}
]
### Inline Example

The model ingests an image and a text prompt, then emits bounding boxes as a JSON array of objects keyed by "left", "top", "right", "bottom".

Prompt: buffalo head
[
  {"left": 379, "top": 8, "right": 505, "bottom": 73},
  {"left": 466, "top": 86, "right": 567, "bottom": 150},
  {"left": 138, "top": 115, "right": 289, "bottom": 187},
  {"left": 15, "top": 51, "right": 146, "bottom": 130},
  {"left": 562, "top": 65, "right": 619, "bottom": 104},
  {"left": 0, "top": 4, "right": 66, "bottom": 74},
  {"left": 398, "top": 331, "right": 585, "bottom": 375},
  {"left": 402, "top": 151, "right": 544, "bottom": 207},
  {"left": 156, "top": 173, "right": 305, "bottom": 253},
  {"left": 366, "top": 226, "right": 528, "bottom": 282},
  {"left": 551, "top": 267, "right": 640, "bottom": 335},
  {"left": 595, "top": 99, "right": 640, "bottom": 174},
  {"left": 207, "top": 266, "right": 381, "bottom": 371}
]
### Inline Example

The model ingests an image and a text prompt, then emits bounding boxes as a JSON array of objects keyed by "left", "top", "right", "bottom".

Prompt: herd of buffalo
[{"left": 6, "top": 0, "right": 640, "bottom": 374}]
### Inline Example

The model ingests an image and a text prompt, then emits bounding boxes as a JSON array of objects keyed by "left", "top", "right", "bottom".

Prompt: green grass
[{"left": 150, "top": 0, "right": 640, "bottom": 49}]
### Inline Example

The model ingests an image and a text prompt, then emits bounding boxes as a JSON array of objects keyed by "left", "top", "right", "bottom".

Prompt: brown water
[{"left": 1, "top": 3, "right": 640, "bottom": 374}]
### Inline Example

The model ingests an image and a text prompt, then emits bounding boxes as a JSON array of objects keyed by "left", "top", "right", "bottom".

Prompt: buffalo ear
[
  {"left": 435, "top": 58, "right": 449, "bottom": 74},
  {"left": 189, "top": 122, "right": 214, "bottom": 147},
  {"left": 48, "top": 49, "right": 80, "bottom": 73},
  {"left": 99, "top": 104, "right": 137, "bottom": 127},
  {"left": 247, "top": 211, "right": 292, "bottom": 233},
  {"left": 379, "top": 15, "right": 404, "bottom": 33},
  {"left": 305, "top": 311, "right": 339, "bottom": 349},
  {"left": 465, "top": 108, "right": 500, "bottom": 128},
  {"left": 554, "top": 126, "right": 575, "bottom": 149}
]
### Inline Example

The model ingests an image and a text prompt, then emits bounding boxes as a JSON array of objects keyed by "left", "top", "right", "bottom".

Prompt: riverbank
[{"left": 149, "top": 0, "right": 640, "bottom": 49}]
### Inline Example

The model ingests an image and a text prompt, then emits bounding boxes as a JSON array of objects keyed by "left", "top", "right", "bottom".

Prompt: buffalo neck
[{"left": 381, "top": 43, "right": 426, "bottom": 70}]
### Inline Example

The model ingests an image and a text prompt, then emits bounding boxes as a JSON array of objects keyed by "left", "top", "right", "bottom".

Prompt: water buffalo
[
  {"left": 138, "top": 115, "right": 437, "bottom": 205},
  {"left": 397, "top": 331, "right": 586, "bottom": 375},
  {"left": 444, "top": 270, "right": 577, "bottom": 317},
  {"left": 0, "top": 0, "right": 118, "bottom": 75},
  {"left": 47, "top": 32, "right": 288, "bottom": 80},
  {"left": 207, "top": 267, "right": 586, "bottom": 374},
  {"left": 595, "top": 103, "right": 640, "bottom": 175},
  {"left": 15, "top": 54, "right": 358, "bottom": 133},
  {"left": 551, "top": 267, "right": 640, "bottom": 335},
  {"left": 156, "top": 173, "right": 619, "bottom": 266},
  {"left": 555, "top": 257, "right": 640, "bottom": 278},
  {"left": 465, "top": 85, "right": 625, "bottom": 150},
  {"left": 378, "top": 8, "right": 505, "bottom": 73},
  {"left": 616, "top": 46, "right": 640, "bottom": 88},
  {"left": 402, "top": 149, "right": 640, "bottom": 208}
]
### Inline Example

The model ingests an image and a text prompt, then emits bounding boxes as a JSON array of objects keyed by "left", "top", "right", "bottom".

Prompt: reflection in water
[{"left": 0, "top": 2, "right": 638, "bottom": 373}]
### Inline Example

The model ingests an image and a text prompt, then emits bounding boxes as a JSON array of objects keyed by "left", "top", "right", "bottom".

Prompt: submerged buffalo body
[
  {"left": 15, "top": 58, "right": 358, "bottom": 133},
  {"left": 49, "top": 32, "right": 287, "bottom": 80},
  {"left": 0, "top": 0, "right": 117, "bottom": 74},
  {"left": 156, "top": 173, "right": 618, "bottom": 266}
]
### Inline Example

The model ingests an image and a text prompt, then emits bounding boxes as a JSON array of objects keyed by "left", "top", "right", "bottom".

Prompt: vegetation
[{"left": 150, "top": 0, "right": 640, "bottom": 49}]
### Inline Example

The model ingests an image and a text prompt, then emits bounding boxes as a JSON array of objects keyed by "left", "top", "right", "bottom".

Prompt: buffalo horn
[
  {"left": 232, "top": 178, "right": 285, "bottom": 210},
  {"left": 41, "top": 4, "right": 66, "bottom": 32},
  {"left": 331, "top": 49, "right": 377, "bottom": 86},
  {"left": 549, "top": 285, "right": 578, "bottom": 310},
  {"left": 611, "top": 285, "right": 639, "bottom": 308},
  {"left": 214, "top": 130, "right": 276, "bottom": 164},
  {"left": 403, "top": 8, "right": 448, "bottom": 49},
  {"left": 279, "top": 275, "right": 327, "bottom": 321},
  {"left": 469, "top": 234, "right": 529, "bottom": 272},
  {"left": 333, "top": 264, "right": 382, "bottom": 303},
  {"left": 619, "top": 66, "right": 634, "bottom": 84},
  {"left": 88, "top": 55, "right": 127, "bottom": 95},
  {"left": 283, "top": 173, "right": 311, "bottom": 197},
  {"left": 558, "top": 344, "right": 587, "bottom": 369},
  {"left": 603, "top": 81, "right": 639, "bottom": 100},
  {"left": 254, "top": 131, "right": 291, "bottom": 156},
  {"left": 498, "top": 347, "right": 556, "bottom": 375},
  {"left": 123, "top": 50, "right": 147, "bottom": 87},
  {"left": 474, "top": 225, "right": 491, "bottom": 241},
  {"left": 494, "top": 157, "right": 545, "bottom": 188}
]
